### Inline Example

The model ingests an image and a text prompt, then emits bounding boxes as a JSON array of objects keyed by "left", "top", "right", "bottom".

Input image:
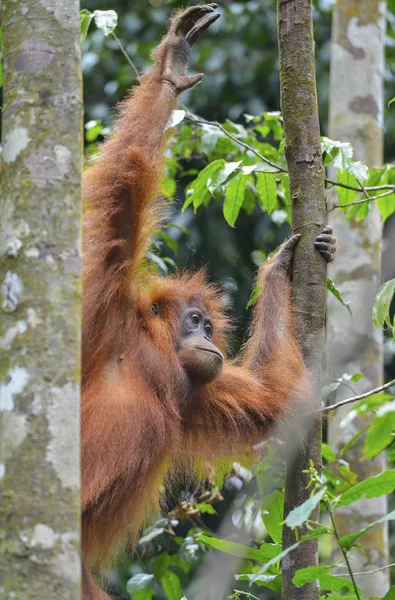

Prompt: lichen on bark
[
  {"left": 0, "top": 0, "right": 82, "bottom": 598},
  {"left": 326, "top": 1, "right": 388, "bottom": 596}
]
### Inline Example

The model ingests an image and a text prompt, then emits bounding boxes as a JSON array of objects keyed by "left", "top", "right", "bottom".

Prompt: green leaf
[
  {"left": 256, "top": 172, "right": 277, "bottom": 214},
  {"left": 156, "top": 232, "right": 178, "bottom": 253},
  {"left": 337, "top": 170, "right": 359, "bottom": 209},
  {"left": 261, "top": 490, "right": 284, "bottom": 543},
  {"left": 285, "top": 487, "right": 326, "bottom": 528},
  {"left": 183, "top": 159, "right": 225, "bottom": 211},
  {"left": 246, "top": 285, "right": 260, "bottom": 309},
  {"left": 338, "top": 509, "right": 395, "bottom": 551},
  {"left": 320, "top": 596, "right": 357, "bottom": 600},
  {"left": 373, "top": 279, "right": 395, "bottom": 329},
  {"left": 223, "top": 174, "right": 248, "bottom": 226},
  {"left": 364, "top": 408, "right": 395, "bottom": 458},
  {"left": 327, "top": 278, "right": 352, "bottom": 315},
  {"left": 161, "top": 570, "right": 182, "bottom": 600},
  {"left": 293, "top": 567, "right": 361, "bottom": 595},
  {"left": 198, "top": 535, "right": 280, "bottom": 563},
  {"left": 339, "top": 425, "right": 370, "bottom": 456},
  {"left": 365, "top": 167, "right": 395, "bottom": 224},
  {"left": 293, "top": 565, "right": 332, "bottom": 586},
  {"left": 235, "top": 573, "right": 282, "bottom": 592},
  {"left": 138, "top": 527, "right": 165, "bottom": 544},
  {"left": 196, "top": 502, "right": 216, "bottom": 514},
  {"left": 93, "top": 9, "right": 118, "bottom": 36},
  {"left": 319, "top": 573, "right": 360, "bottom": 594},
  {"left": 80, "top": 9, "right": 94, "bottom": 43},
  {"left": 85, "top": 120, "right": 103, "bottom": 143},
  {"left": 381, "top": 586, "right": 395, "bottom": 600},
  {"left": 348, "top": 161, "right": 369, "bottom": 185},
  {"left": 134, "top": 589, "right": 154, "bottom": 600},
  {"left": 322, "top": 443, "right": 336, "bottom": 463},
  {"left": 337, "top": 470, "right": 395, "bottom": 507},
  {"left": 126, "top": 573, "right": 154, "bottom": 595},
  {"left": 208, "top": 160, "right": 241, "bottom": 195},
  {"left": 321, "top": 137, "right": 353, "bottom": 170}
]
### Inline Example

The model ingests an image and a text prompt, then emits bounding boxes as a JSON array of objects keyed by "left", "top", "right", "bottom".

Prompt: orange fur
[{"left": 81, "top": 19, "right": 309, "bottom": 600}]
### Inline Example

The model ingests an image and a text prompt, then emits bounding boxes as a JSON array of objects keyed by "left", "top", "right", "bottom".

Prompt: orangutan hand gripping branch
[{"left": 81, "top": 5, "right": 336, "bottom": 598}]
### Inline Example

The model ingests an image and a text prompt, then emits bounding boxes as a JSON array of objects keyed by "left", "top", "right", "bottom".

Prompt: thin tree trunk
[
  {"left": 278, "top": 1, "right": 327, "bottom": 598},
  {"left": 0, "top": 1, "right": 82, "bottom": 598},
  {"left": 326, "top": 2, "right": 388, "bottom": 596}
]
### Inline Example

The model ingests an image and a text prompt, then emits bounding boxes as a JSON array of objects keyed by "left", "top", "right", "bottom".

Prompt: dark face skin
[{"left": 177, "top": 303, "right": 224, "bottom": 385}]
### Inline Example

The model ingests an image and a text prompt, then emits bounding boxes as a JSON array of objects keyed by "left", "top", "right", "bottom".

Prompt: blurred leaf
[
  {"left": 339, "top": 426, "right": 369, "bottom": 456},
  {"left": 198, "top": 535, "right": 281, "bottom": 562},
  {"left": 139, "top": 527, "right": 165, "bottom": 545},
  {"left": 381, "top": 586, "right": 395, "bottom": 600},
  {"left": 126, "top": 573, "right": 154, "bottom": 595},
  {"left": 338, "top": 510, "right": 395, "bottom": 551},
  {"left": 372, "top": 279, "right": 395, "bottom": 330},
  {"left": 161, "top": 570, "right": 183, "bottom": 600},
  {"left": 348, "top": 160, "right": 369, "bottom": 184},
  {"left": 327, "top": 278, "right": 352, "bottom": 315},
  {"left": 261, "top": 490, "right": 284, "bottom": 543},
  {"left": 246, "top": 285, "right": 260, "bottom": 309},
  {"left": 364, "top": 406, "right": 395, "bottom": 458},
  {"left": 167, "top": 109, "right": 186, "bottom": 129},
  {"left": 93, "top": 10, "right": 118, "bottom": 36},
  {"left": 156, "top": 232, "right": 178, "bottom": 253},
  {"left": 196, "top": 502, "right": 216, "bottom": 515},
  {"left": 294, "top": 567, "right": 361, "bottom": 595},
  {"left": 134, "top": 589, "right": 155, "bottom": 600},
  {"left": 80, "top": 9, "right": 94, "bottom": 43},
  {"left": 235, "top": 573, "right": 282, "bottom": 592},
  {"left": 322, "top": 443, "right": 336, "bottom": 463},
  {"left": 285, "top": 487, "right": 326, "bottom": 528},
  {"left": 336, "top": 470, "right": 395, "bottom": 507}
]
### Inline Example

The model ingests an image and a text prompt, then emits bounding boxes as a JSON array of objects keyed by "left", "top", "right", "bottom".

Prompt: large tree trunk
[
  {"left": 0, "top": 0, "right": 82, "bottom": 598},
  {"left": 278, "top": 1, "right": 327, "bottom": 599},
  {"left": 326, "top": 1, "right": 388, "bottom": 596}
]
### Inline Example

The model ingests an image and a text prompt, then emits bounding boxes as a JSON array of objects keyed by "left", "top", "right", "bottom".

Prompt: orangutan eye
[
  {"left": 151, "top": 303, "right": 160, "bottom": 316},
  {"left": 205, "top": 323, "right": 213, "bottom": 338},
  {"left": 191, "top": 313, "right": 200, "bottom": 325}
]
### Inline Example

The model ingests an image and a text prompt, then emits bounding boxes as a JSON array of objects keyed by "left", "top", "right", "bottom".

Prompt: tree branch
[
  {"left": 112, "top": 31, "right": 140, "bottom": 79},
  {"left": 339, "top": 563, "right": 395, "bottom": 577},
  {"left": 305, "top": 378, "right": 395, "bottom": 415},
  {"left": 327, "top": 503, "right": 361, "bottom": 600},
  {"left": 328, "top": 188, "right": 395, "bottom": 212}
]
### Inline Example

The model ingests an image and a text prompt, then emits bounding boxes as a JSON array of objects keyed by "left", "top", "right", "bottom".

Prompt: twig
[
  {"left": 185, "top": 114, "right": 288, "bottom": 173},
  {"left": 326, "top": 178, "right": 395, "bottom": 193},
  {"left": 111, "top": 32, "right": 139, "bottom": 79},
  {"left": 328, "top": 188, "right": 395, "bottom": 212},
  {"left": 339, "top": 562, "right": 395, "bottom": 577},
  {"left": 305, "top": 378, "right": 395, "bottom": 415},
  {"left": 327, "top": 502, "right": 361, "bottom": 600}
]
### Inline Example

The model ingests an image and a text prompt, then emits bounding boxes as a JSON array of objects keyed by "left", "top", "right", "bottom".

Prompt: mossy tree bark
[
  {"left": 326, "top": 2, "right": 388, "bottom": 596},
  {"left": 278, "top": 1, "right": 327, "bottom": 598},
  {"left": 0, "top": 0, "right": 82, "bottom": 598}
]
